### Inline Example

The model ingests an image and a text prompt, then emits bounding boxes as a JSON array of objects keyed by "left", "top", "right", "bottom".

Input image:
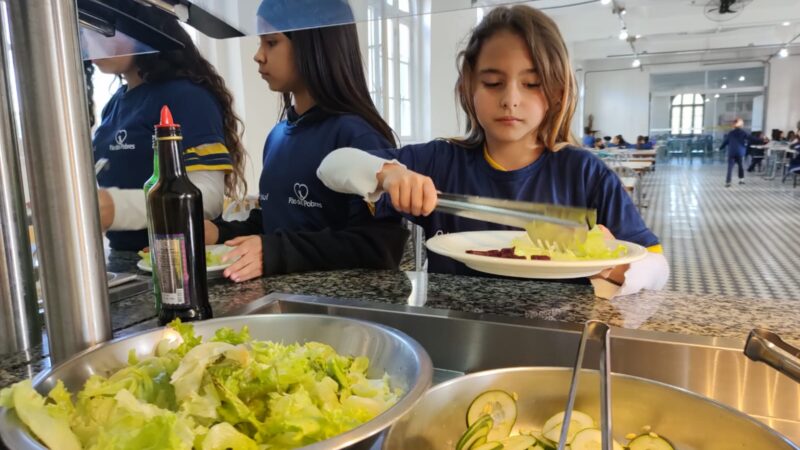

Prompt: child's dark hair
[
  {"left": 279, "top": 24, "right": 397, "bottom": 147},
  {"left": 133, "top": 11, "right": 248, "bottom": 199},
  {"left": 452, "top": 5, "right": 578, "bottom": 150}
]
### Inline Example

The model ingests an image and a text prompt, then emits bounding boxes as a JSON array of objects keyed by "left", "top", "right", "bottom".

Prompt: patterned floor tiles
[{"left": 637, "top": 159, "right": 800, "bottom": 300}]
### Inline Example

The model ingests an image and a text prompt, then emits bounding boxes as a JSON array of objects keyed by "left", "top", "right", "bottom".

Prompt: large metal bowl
[
  {"left": 384, "top": 367, "right": 799, "bottom": 449},
  {"left": 0, "top": 314, "right": 433, "bottom": 449}
]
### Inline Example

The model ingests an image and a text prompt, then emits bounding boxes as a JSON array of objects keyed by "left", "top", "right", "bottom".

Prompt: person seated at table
[
  {"left": 746, "top": 131, "right": 768, "bottom": 172},
  {"left": 582, "top": 127, "right": 595, "bottom": 148},
  {"left": 787, "top": 130, "right": 797, "bottom": 143},
  {"left": 603, "top": 135, "right": 614, "bottom": 147},
  {"left": 635, "top": 135, "right": 653, "bottom": 150},
  {"left": 612, "top": 134, "right": 629, "bottom": 149},
  {"left": 593, "top": 137, "right": 605, "bottom": 150},
  {"left": 771, "top": 129, "right": 785, "bottom": 142}
]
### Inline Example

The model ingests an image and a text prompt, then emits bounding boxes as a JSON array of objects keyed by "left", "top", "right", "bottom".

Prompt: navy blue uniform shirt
[
  {"left": 259, "top": 107, "right": 392, "bottom": 233},
  {"left": 720, "top": 127, "right": 750, "bottom": 157},
  {"left": 371, "top": 141, "right": 659, "bottom": 275},
  {"left": 93, "top": 79, "right": 230, "bottom": 251}
]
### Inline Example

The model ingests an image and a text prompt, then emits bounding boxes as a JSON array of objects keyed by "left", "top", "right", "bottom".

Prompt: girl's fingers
[
  {"left": 421, "top": 177, "right": 438, "bottom": 216},
  {"left": 223, "top": 251, "right": 256, "bottom": 277},
  {"left": 410, "top": 179, "right": 424, "bottom": 216},
  {"left": 398, "top": 177, "right": 412, "bottom": 214},
  {"left": 224, "top": 236, "right": 248, "bottom": 246},
  {"left": 230, "top": 261, "right": 262, "bottom": 282},
  {"left": 388, "top": 181, "right": 402, "bottom": 213}
]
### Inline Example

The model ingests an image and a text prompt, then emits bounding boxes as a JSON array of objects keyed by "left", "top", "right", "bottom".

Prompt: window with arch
[{"left": 670, "top": 93, "right": 705, "bottom": 135}]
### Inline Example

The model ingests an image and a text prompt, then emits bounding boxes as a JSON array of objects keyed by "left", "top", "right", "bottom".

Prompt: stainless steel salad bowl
[
  {"left": 0, "top": 314, "right": 433, "bottom": 449},
  {"left": 383, "top": 367, "right": 799, "bottom": 450}
]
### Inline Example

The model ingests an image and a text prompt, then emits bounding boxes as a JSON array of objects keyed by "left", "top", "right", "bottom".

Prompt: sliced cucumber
[
  {"left": 471, "top": 442, "right": 504, "bottom": 450},
  {"left": 497, "top": 435, "right": 536, "bottom": 450},
  {"left": 628, "top": 434, "right": 675, "bottom": 450},
  {"left": 457, "top": 415, "right": 493, "bottom": 450},
  {"left": 542, "top": 411, "right": 595, "bottom": 444},
  {"left": 467, "top": 390, "right": 517, "bottom": 441},
  {"left": 569, "top": 428, "right": 623, "bottom": 450},
  {"left": 526, "top": 429, "right": 556, "bottom": 450}
]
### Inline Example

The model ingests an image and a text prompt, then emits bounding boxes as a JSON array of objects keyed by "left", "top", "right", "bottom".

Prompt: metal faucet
[{"left": 744, "top": 329, "right": 800, "bottom": 384}]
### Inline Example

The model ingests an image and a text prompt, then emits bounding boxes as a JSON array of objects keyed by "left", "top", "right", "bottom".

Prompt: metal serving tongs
[
  {"left": 744, "top": 329, "right": 800, "bottom": 384},
  {"left": 436, "top": 193, "right": 597, "bottom": 249},
  {"left": 557, "top": 320, "right": 613, "bottom": 450}
]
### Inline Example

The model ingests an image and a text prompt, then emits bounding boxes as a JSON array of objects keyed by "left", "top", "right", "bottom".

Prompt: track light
[
  {"left": 619, "top": 28, "right": 628, "bottom": 40},
  {"left": 721, "top": 84, "right": 727, "bottom": 89},
  {"left": 779, "top": 47, "right": 789, "bottom": 58},
  {"left": 738, "top": 75, "right": 745, "bottom": 81},
  {"left": 714, "top": 94, "right": 720, "bottom": 98},
  {"left": 601, "top": 0, "right": 611, "bottom": 5},
  {"left": 632, "top": 58, "right": 641, "bottom": 68}
]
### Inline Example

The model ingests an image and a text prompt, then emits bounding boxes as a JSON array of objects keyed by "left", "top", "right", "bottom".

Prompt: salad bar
[{"left": 4, "top": 271, "right": 800, "bottom": 448}]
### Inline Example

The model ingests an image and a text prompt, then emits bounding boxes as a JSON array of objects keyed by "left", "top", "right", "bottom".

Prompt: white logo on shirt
[
  {"left": 288, "top": 183, "right": 322, "bottom": 208},
  {"left": 109, "top": 129, "right": 136, "bottom": 151}
]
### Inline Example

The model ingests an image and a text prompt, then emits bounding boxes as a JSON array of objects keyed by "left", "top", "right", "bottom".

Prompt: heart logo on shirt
[
  {"left": 293, "top": 183, "right": 309, "bottom": 201},
  {"left": 115, "top": 129, "right": 128, "bottom": 146}
]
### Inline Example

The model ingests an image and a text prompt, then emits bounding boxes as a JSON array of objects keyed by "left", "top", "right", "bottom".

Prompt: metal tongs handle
[
  {"left": 744, "top": 329, "right": 800, "bottom": 384},
  {"left": 558, "top": 320, "right": 612, "bottom": 450},
  {"left": 436, "top": 193, "right": 586, "bottom": 230}
]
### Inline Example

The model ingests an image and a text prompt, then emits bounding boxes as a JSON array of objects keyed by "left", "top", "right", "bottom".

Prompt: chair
[{"left": 666, "top": 139, "right": 687, "bottom": 162}]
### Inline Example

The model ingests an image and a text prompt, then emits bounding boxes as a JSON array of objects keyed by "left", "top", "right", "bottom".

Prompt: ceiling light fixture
[
  {"left": 782, "top": 21, "right": 791, "bottom": 26},
  {"left": 721, "top": 84, "right": 727, "bottom": 89},
  {"left": 632, "top": 58, "right": 641, "bottom": 68},
  {"left": 779, "top": 47, "right": 789, "bottom": 58},
  {"left": 738, "top": 75, "right": 745, "bottom": 81},
  {"left": 620, "top": 8, "right": 627, "bottom": 15},
  {"left": 601, "top": 0, "right": 611, "bottom": 4},
  {"left": 619, "top": 28, "right": 629, "bottom": 40},
  {"left": 705, "top": 98, "right": 710, "bottom": 102},
  {"left": 714, "top": 94, "right": 720, "bottom": 98},
  {"left": 635, "top": 34, "right": 642, "bottom": 39}
]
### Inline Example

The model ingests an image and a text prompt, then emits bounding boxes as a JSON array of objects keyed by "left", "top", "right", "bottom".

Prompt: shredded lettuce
[
  {"left": 0, "top": 319, "right": 400, "bottom": 450},
  {"left": 512, "top": 225, "right": 628, "bottom": 260}
]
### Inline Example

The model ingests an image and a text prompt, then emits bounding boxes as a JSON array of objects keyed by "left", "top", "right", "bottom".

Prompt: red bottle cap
[{"left": 156, "top": 105, "right": 180, "bottom": 128}]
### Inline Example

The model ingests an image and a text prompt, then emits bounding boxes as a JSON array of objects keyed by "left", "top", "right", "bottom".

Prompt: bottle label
[{"left": 153, "top": 234, "right": 190, "bottom": 306}]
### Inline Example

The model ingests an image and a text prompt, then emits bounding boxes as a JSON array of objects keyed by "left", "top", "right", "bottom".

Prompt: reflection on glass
[{"left": 80, "top": 27, "right": 156, "bottom": 61}]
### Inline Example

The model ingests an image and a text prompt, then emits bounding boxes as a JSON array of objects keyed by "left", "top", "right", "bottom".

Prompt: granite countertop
[{"left": 3, "top": 264, "right": 799, "bottom": 389}]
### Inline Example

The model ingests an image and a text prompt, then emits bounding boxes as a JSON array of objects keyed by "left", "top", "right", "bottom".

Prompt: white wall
[
  {"left": 428, "top": 9, "right": 474, "bottom": 140},
  {"left": 766, "top": 55, "right": 800, "bottom": 133},
  {"left": 582, "top": 68, "right": 650, "bottom": 143}
]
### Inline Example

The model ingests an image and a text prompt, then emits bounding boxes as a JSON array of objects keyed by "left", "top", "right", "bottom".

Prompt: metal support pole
[
  {"left": 0, "top": 0, "right": 40, "bottom": 357},
  {"left": 7, "top": 0, "right": 111, "bottom": 363}
]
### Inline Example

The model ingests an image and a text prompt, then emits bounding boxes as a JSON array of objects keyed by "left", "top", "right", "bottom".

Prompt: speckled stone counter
[{"left": 2, "top": 267, "right": 798, "bottom": 388}]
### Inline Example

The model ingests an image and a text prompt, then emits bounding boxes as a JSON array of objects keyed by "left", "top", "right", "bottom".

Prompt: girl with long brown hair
[
  {"left": 205, "top": 0, "right": 408, "bottom": 282},
  {"left": 319, "top": 5, "right": 668, "bottom": 298},
  {"left": 92, "top": 9, "right": 246, "bottom": 252}
]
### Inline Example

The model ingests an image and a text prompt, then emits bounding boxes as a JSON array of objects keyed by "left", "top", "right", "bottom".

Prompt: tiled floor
[{"left": 638, "top": 159, "right": 800, "bottom": 300}]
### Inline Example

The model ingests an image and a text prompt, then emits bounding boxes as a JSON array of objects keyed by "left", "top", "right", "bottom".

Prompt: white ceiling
[{"left": 527, "top": 0, "right": 800, "bottom": 64}]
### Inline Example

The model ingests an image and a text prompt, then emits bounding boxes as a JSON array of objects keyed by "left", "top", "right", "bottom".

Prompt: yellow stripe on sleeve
[
  {"left": 184, "top": 142, "right": 230, "bottom": 157},
  {"left": 186, "top": 164, "right": 233, "bottom": 172},
  {"left": 646, "top": 244, "right": 663, "bottom": 254}
]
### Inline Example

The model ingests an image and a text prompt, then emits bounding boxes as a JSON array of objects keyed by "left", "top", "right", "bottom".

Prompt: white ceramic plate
[
  {"left": 425, "top": 230, "right": 648, "bottom": 279},
  {"left": 137, "top": 244, "right": 235, "bottom": 274}
]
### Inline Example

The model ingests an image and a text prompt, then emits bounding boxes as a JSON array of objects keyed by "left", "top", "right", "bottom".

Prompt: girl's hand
[
  {"left": 376, "top": 163, "right": 438, "bottom": 216},
  {"left": 593, "top": 225, "right": 630, "bottom": 285},
  {"left": 221, "top": 235, "right": 263, "bottom": 282},
  {"left": 204, "top": 220, "right": 219, "bottom": 245}
]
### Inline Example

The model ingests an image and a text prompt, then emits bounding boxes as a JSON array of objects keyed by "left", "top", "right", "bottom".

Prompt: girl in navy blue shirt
[
  {"left": 206, "top": 0, "right": 408, "bottom": 281},
  {"left": 320, "top": 5, "right": 668, "bottom": 298},
  {"left": 92, "top": 11, "right": 246, "bottom": 251}
]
